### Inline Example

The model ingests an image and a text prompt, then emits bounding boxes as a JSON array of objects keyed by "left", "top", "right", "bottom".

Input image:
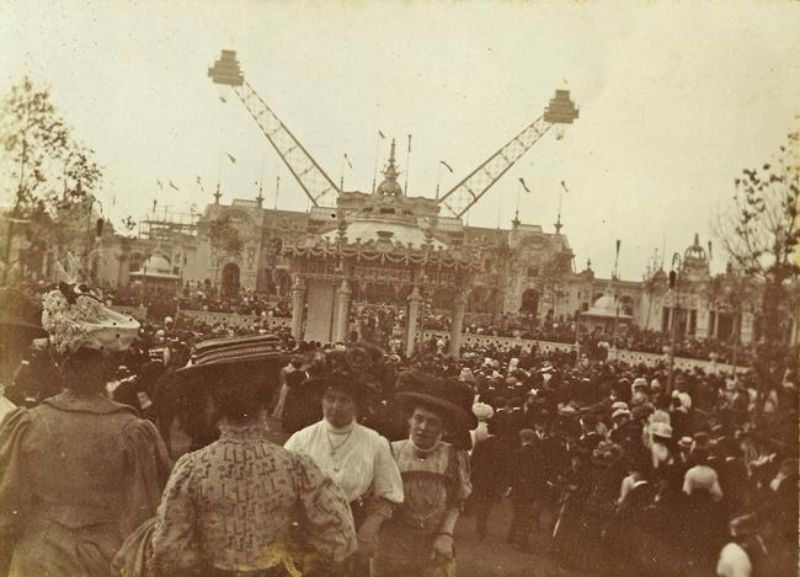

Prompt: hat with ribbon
[{"left": 177, "top": 333, "right": 287, "bottom": 376}]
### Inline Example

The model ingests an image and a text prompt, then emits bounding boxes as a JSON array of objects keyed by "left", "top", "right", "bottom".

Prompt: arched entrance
[
  {"left": 520, "top": 288, "right": 540, "bottom": 317},
  {"left": 221, "top": 263, "right": 240, "bottom": 298}
]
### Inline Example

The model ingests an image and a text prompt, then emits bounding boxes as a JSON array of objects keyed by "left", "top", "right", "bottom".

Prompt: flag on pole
[
  {"left": 225, "top": 152, "right": 236, "bottom": 164},
  {"left": 344, "top": 153, "right": 353, "bottom": 169},
  {"left": 440, "top": 160, "right": 454, "bottom": 173},
  {"left": 169, "top": 180, "right": 180, "bottom": 191},
  {"left": 519, "top": 178, "right": 531, "bottom": 193},
  {"left": 196, "top": 176, "right": 202, "bottom": 184},
  {"left": 378, "top": 130, "right": 386, "bottom": 139},
  {"left": 561, "top": 180, "right": 569, "bottom": 193}
]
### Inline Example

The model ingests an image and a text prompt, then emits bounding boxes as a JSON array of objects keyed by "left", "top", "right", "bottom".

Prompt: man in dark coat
[
  {"left": 507, "top": 428, "right": 548, "bottom": 551},
  {"left": 470, "top": 419, "right": 510, "bottom": 541}
]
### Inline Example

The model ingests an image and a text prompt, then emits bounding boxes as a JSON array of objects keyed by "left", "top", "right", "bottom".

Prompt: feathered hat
[{"left": 41, "top": 283, "right": 140, "bottom": 355}]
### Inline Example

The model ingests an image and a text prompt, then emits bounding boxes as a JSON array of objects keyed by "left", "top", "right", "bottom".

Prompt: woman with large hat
[
  {"left": 0, "top": 284, "right": 171, "bottom": 577},
  {"left": 284, "top": 343, "right": 404, "bottom": 574},
  {"left": 372, "top": 372, "right": 475, "bottom": 577},
  {"left": 148, "top": 334, "right": 357, "bottom": 577}
]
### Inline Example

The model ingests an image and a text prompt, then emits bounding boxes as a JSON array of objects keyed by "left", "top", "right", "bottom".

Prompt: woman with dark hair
[
  {"left": 150, "top": 336, "right": 357, "bottom": 577},
  {"left": 372, "top": 374, "right": 474, "bottom": 577},
  {"left": 284, "top": 346, "right": 403, "bottom": 573},
  {"left": 0, "top": 286, "right": 170, "bottom": 577}
]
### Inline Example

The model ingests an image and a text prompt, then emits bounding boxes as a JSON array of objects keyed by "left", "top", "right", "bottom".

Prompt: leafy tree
[
  {"left": 1, "top": 77, "right": 103, "bottom": 283},
  {"left": 716, "top": 129, "right": 800, "bottom": 385}
]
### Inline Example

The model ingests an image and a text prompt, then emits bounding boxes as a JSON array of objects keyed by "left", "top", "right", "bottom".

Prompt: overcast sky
[{"left": 2, "top": 0, "right": 799, "bottom": 280}]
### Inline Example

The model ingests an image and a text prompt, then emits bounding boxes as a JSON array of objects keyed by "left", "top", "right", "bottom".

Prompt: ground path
[{"left": 171, "top": 417, "right": 595, "bottom": 577}]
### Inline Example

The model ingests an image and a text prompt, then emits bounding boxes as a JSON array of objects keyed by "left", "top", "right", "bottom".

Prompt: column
[
  {"left": 740, "top": 311, "right": 754, "bottom": 344},
  {"left": 405, "top": 285, "right": 422, "bottom": 357},
  {"left": 333, "top": 278, "right": 352, "bottom": 343},
  {"left": 290, "top": 275, "right": 306, "bottom": 341},
  {"left": 448, "top": 291, "right": 468, "bottom": 357}
]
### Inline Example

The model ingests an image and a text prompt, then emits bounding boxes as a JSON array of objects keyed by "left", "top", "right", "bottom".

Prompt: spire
[
  {"left": 375, "top": 138, "right": 403, "bottom": 197},
  {"left": 213, "top": 183, "right": 222, "bottom": 205}
]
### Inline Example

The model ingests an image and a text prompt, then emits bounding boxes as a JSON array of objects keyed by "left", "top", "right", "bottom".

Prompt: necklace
[
  {"left": 326, "top": 428, "right": 354, "bottom": 458},
  {"left": 408, "top": 438, "right": 442, "bottom": 461}
]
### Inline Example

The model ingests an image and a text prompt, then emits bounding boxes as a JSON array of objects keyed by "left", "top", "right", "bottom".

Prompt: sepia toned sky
[{"left": 2, "top": 0, "right": 799, "bottom": 280}]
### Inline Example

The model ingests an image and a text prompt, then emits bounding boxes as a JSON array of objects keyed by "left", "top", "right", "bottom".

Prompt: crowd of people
[
  {"left": 105, "top": 284, "right": 292, "bottom": 320},
  {"left": 423, "top": 312, "right": 759, "bottom": 365},
  {"left": 0, "top": 283, "right": 797, "bottom": 577}
]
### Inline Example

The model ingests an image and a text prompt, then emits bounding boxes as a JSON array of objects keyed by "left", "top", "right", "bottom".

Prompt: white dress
[{"left": 284, "top": 419, "right": 404, "bottom": 506}]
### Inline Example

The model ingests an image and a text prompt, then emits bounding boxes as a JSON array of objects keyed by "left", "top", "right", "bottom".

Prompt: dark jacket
[
  {"left": 510, "top": 442, "right": 548, "bottom": 501},
  {"left": 471, "top": 435, "right": 510, "bottom": 498}
]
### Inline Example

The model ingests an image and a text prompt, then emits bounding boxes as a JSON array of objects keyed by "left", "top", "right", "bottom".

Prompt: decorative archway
[
  {"left": 520, "top": 288, "right": 540, "bottom": 317},
  {"left": 221, "top": 263, "right": 240, "bottom": 298}
]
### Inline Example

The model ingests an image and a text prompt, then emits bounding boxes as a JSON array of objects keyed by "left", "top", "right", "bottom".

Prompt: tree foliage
[
  {"left": 716, "top": 128, "right": 800, "bottom": 383},
  {"left": 1, "top": 77, "right": 103, "bottom": 282}
]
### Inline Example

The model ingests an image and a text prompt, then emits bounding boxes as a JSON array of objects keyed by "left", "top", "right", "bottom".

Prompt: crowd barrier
[
  {"left": 422, "top": 330, "right": 745, "bottom": 375},
  {"left": 111, "top": 306, "right": 292, "bottom": 331}
]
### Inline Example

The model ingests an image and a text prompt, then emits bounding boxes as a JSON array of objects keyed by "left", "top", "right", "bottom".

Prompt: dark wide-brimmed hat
[
  {"left": 0, "top": 288, "right": 47, "bottom": 337},
  {"left": 313, "top": 342, "right": 386, "bottom": 400},
  {"left": 177, "top": 334, "right": 287, "bottom": 376},
  {"left": 395, "top": 372, "right": 478, "bottom": 431}
]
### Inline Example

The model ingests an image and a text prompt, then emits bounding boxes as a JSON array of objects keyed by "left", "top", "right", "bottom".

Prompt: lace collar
[{"left": 218, "top": 416, "right": 271, "bottom": 442}]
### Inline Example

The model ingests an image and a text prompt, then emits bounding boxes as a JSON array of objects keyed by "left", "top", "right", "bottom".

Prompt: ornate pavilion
[{"left": 282, "top": 141, "right": 482, "bottom": 355}]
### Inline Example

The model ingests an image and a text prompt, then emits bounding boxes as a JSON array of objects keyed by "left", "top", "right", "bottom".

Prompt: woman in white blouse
[{"left": 284, "top": 365, "right": 404, "bottom": 569}]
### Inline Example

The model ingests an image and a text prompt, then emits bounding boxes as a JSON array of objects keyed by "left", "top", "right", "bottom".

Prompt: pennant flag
[
  {"left": 225, "top": 152, "right": 236, "bottom": 164},
  {"left": 169, "top": 180, "right": 180, "bottom": 191},
  {"left": 561, "top": 180, "right": 569, "bottom": 193},
  {"left": 440, "top": 160, "right": 454, "bottom": 173},
  {"left": 156, "top": 180, "right": 164, "bottom": 190},
  {"left": 344, "top": 153, "right": 353, "bottom": 169},
  {"left": 378, "top": 130, "right": 386, "bottom": 139},
  {"left": 519, "top": 178, "right": 531, "bottom": 193}
]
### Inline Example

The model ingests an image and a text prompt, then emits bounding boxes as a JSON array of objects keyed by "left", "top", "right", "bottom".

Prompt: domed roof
[
  {"left": 322, "top": 220, "right": 446, "bottom": 250},
  {"left": 143, "top": 255, "right": 172, "bottom": 274},
  {"left": 684, "top": 233, "right": 708, "bottom": 262},
  {"left": 592, "top": 293, "right": 617, "bottom": 314},
  {"left": 582, "top": 291, "right": 632, "bottom": 319}
]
